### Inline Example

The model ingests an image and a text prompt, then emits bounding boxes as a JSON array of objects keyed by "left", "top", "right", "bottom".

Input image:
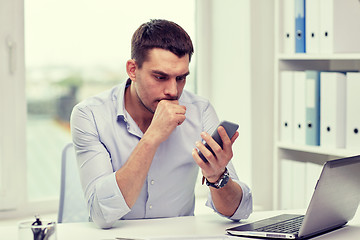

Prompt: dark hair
[{"left": 131, "top": 19, "right": 194, "bottom": 68}]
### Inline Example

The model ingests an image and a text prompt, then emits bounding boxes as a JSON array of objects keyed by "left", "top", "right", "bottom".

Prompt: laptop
[{"left": 227, "top": 155, "right": 360, "bottom": 239}]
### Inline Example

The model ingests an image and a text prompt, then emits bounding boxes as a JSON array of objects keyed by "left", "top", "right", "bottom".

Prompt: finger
[
  {"left": 161, "top": 100, "right": 186, "bottom": 113},
  {"left": 156, "top": 100, "right": 178, "bottom": 113},
  {"left": 196, "top": 138, "right": 218, "bottom": 164},
  {"left": 218, "top": 126, "right": 231, "bottom": 143},
  {"left": 218, "top": 127, "right": 239, "bottom": 151},
  {"left": 217, "top": 126, "right": 232, "bottom": 152},
  {"left": 175, "top": 105, "right": 186, "bottom": 125},
  {"left": 177, "top": 115, "right": 186, "bottom": 125},
  {"left": 200, "top": 131, "right": 222, "bottom": 160},
  {"left": 159, "top": 101, "right": 186, "bottom": 125},
  {"left": 160, "top": 99, "right": 179, "bottom": 105},
  {"left": 162, "top": 101, "right": 186, "bottom": 115},
  {"left": 192, "top": 148, "right": 226, "bottom": 183},
  {"left": 176, "top": 105, "right": 187, "bottom": 114},
  {"left": 192, "top": 148, "right": 210, "bottom": 169},
  {"left": 230, "top": 131, "right": 239, "bottom": 143}
]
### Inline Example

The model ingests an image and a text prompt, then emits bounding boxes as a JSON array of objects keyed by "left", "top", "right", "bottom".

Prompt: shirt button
[
  {"left": 149, "top": 205, "right": 153, "bottom": 209},
  {"left": 150, "top": 180, "right": 155, "bottom": 185}
]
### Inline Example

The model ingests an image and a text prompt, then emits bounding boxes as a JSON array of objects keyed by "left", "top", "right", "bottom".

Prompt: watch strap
[{"left": 202, "top": 168, "right": 230, "bottom": 189}]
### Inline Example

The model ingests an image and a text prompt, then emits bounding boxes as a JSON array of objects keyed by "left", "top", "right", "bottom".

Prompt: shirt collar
[{"left": 116, "top": 78, "right": 132, "bottom": 121}]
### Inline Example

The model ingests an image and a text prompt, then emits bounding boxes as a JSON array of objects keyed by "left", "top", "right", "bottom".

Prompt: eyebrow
[{"left": 152, "top": 70, "right": 190, "bottom": 78}]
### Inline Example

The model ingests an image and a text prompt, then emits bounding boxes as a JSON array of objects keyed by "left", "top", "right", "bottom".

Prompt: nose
[{"left": 164, "top": 79, "right": 178, "bottom": 98}]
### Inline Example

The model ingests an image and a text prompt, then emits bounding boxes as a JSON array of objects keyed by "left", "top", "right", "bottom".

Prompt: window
[
  {"left": 24, "top": 0, "right": 196, "bottom": 209},
  {"left": 0, "top": 0, "right": 26, "bottom": 212}
]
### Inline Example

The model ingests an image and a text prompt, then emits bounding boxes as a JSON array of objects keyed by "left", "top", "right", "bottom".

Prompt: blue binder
[
  {"left": 305, "top": 71, "right": 320, "bottom": 146},
  {"left": 295, "top": 0, "right": 306, "bottom": 53}
]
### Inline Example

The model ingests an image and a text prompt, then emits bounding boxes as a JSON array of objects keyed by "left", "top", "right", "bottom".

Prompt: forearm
[
  {"left": 209, "top": 178, "right": 242, "bottom": 217},
  {"left": 87, "top": 136, "right": 160, "bottom": 228},
  {"left": 115, "top": 133, "right": 161, "bottom": 208}
]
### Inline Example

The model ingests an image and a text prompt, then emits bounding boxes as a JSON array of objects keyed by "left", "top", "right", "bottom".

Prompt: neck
[{"left": 124, "top": 84, "right": 153, "bottom": 133}]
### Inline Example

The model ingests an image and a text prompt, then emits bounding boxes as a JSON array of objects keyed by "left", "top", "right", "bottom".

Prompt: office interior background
[{"left": 2, "top": 0, "right": 359, "bottom": 222}]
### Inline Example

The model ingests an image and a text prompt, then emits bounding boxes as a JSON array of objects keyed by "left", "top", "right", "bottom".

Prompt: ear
[{"left": 126, "top": 59, "right": 137, "bottom": 81}]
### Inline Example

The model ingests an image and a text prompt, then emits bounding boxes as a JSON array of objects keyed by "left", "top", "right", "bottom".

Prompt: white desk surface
[{"left": 1, "top": 209, "right": 360, "bottom": 240}]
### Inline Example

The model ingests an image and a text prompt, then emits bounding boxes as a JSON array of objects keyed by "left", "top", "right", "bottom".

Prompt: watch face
[{"left": 218, "top": 173, "right": 229, "bottom": 188}]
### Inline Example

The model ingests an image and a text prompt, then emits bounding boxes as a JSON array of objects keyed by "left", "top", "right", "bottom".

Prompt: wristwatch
[{"left": 205, "top": 168, "right": 230, "bottom": 189}]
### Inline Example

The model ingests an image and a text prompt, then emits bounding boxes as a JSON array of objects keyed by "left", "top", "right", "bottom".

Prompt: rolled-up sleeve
[
  {"left": 201, "top": 102, "right": 253, "bottom": 220},
  {"left": 91, "top": 173, "right": 130, "bottom": 228},
  {"left": 70, "top": 104, "right": 130, "bottom": 228}
]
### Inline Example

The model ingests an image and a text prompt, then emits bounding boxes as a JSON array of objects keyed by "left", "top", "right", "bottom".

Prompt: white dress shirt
[{"left": 70, "top": 79, "right": 253, "bottom": 228}]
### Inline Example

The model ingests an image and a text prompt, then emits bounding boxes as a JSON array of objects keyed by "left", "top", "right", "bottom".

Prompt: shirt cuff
[{"left": 205, "top": 180, "right": 253, "bottom": 221}]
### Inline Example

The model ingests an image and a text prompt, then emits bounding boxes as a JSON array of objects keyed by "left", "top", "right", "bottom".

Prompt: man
[{"left": 71, "top": 19, "right": 252, "bottom": 229}]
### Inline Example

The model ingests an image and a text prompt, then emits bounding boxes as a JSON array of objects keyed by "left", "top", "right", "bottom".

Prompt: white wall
[
  {"left": 250, "top": 0, "right": 275, "bottom": 210},
  {"left": 197, "top": 0, "right": 252, "bottom": 188},
  {"left": 197, "top": 0, "right": 274, "bottom": 210}
]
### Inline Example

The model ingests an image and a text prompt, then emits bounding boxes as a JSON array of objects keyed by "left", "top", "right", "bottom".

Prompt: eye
[
  {"left": 154, "top": 75, "right": 167, "bottom": 81},
  {"left": 176, "top": 76, "right": 186, "bottom": 81}
]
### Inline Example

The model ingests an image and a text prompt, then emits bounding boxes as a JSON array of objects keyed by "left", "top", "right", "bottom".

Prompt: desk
[{"left": 1, "top": 210, "right": 360, "bottom": 240}]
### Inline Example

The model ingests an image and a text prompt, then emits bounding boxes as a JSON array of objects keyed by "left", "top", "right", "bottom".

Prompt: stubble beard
[
  {"left": 135, "top": 89, "right": 180, "bottom": 116},
  {"left": 135, "top": 88, "right": 156, "bottom": 114}
]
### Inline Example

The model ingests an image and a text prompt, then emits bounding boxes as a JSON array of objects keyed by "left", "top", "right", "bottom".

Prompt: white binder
[
  {"left": 319, "top": 0, "right": 360, "bottom": 54},
  {"left": 292, "top": 160, "right": 306, "bottom": 209},
  {"left": 280, "top": 159, "right": 293, "bottom": 210},
  {"left": 281, "top": 159, "right": 308, "bottom": 210},
  {"left": 281, "top": 0, "right": 295, "bottom": 54},
  {"left": 293, "top": 71, "right": 306, "bottom": 145},
  {"left": 305, "top": 71, "right": 321, "bottom": 146},
  {"left": 280, "top": 71, "right": 294, "bottom": 143},
  {"left": 346, "top": 72, "right": 360, "bottom": 151},
  {"left": 320, "top": 72, "right": 346, "bottom": 148},
  {"left": 319, "top": 0, "right": 333, "bottom": 54},
  {"left": 306, "top": 0, "right": 320, "bottom": 54}
]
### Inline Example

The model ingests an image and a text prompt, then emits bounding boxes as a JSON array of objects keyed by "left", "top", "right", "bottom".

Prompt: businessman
[{"left": 71, "top": 19, "right": 252, "bottom": 229}]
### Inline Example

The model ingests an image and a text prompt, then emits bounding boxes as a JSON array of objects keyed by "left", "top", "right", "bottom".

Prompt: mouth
[{"left": 157, "top": 96, "right": 179, "bottom": 102}]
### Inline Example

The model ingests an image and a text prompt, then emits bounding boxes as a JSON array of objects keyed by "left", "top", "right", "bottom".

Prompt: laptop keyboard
[{"left": 255, "top": 215, "right": 305, "bottom": 233}]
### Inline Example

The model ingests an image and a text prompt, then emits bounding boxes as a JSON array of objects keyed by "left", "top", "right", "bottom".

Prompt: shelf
[
  {"left": 276, "top": 142, "right": 360, "bottom": 158},
  {"left": 277, "top": 53, "right": 360, "bottom": 61},
  {"left": 273, "top": 0, "right": 360, "bottom": 210}
]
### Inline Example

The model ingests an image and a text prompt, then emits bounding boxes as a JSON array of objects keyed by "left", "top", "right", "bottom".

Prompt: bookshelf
[{"left": 273, "top": 0, "right": 360, "bottom": 210}]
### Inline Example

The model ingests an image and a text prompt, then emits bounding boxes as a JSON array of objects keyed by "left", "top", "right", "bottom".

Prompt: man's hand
[
  {"left": 192, "top": 126, "right": 239, "bottom": 182},
  {"left": 145, "top": 100, "right": 186, "bottom": 145},
  {"left": 192, "top": 127, "right": 242, "bottom": 217}
]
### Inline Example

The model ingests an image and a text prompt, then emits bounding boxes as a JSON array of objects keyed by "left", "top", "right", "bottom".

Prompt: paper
[{"left": 148, "top": 237, "right": 230, "bottom": 240}]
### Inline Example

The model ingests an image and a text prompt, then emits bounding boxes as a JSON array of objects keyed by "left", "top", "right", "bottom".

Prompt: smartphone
[{"left": 198, "top": 120, "right": 239, "bottom": 163}]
